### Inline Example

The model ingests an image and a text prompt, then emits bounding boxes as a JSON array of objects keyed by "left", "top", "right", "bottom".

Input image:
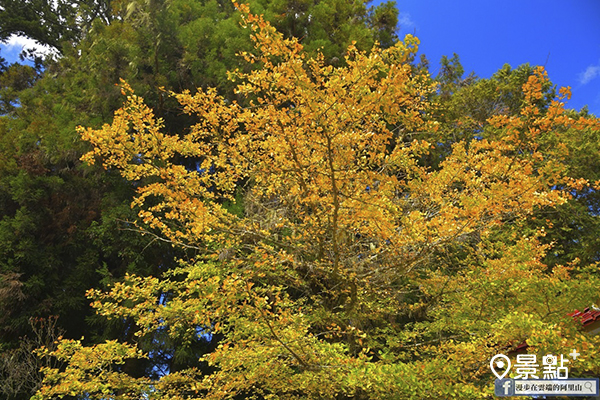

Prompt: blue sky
[
  {"left": 1, "top": 1, "right": 599, "bottom": 114},
  {"left": 377, "top": 0, "right": 600, "bottom": 115}
]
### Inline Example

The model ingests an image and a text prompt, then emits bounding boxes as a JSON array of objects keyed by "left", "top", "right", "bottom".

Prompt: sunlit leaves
[{"left": 34, "top": 4, "right": 600, "bottom": 400}]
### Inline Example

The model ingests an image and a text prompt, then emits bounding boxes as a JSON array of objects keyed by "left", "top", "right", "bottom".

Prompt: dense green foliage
[{"left": 0, "top": 0, "right": 112, "bottom": 51}]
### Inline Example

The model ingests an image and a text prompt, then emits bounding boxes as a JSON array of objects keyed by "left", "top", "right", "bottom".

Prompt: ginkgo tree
[{"left": 35, "top": 3, "right": 600, "bottom": 399}]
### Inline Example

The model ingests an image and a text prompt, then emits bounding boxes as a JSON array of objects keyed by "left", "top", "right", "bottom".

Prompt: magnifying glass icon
[{"left": 584, "top": 382, "right": 593, "bottom": 392}]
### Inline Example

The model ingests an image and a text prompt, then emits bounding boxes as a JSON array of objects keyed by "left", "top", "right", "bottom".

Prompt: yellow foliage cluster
[{"left": 35, "top": 4, "right": 600, "bottom": 400}]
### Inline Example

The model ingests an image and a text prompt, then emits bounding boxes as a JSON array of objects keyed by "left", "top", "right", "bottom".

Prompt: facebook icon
[{"left": 495, "top": 379, "right": 514, "bottom": 396}]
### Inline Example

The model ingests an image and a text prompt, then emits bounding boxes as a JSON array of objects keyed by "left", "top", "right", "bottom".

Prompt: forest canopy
[{"left": 1, "top": 1, "right": 600, "bottom": 400}]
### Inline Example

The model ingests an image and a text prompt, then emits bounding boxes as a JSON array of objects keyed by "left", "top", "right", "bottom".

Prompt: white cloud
[
  {"left": 579, "top": 63, "right": 600, "bottom": 85},
  {"left": 1, "top": 35, "right": 59, "bottom": 62},
  {"left": 5, "top": 35, "right": 57, "bottom": 56},
  {"left": 5, "top": 35, "right": 39, "bottom": 49},
  {"left": 0, "top": 35, "right": 59, "bottom": 63},
  {"left": 398, "top": 12, "right": 416, "bottom": 31}
]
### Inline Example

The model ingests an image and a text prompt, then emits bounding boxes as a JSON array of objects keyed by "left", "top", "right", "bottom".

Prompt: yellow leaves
[
  {"left": 61, "top": 5, "right": 600, "bottom": 400},
  {"left": 34, "top": 339, "right": 150, "bottom": 400},
  {"left": 522, "top": 66, "right": 547, "bottom": 103},
  {"left": 559, "top": 85, "right": 572, "bottom": 100},
  {"left": 396, "top": 135, "right": 568, "bottom": 262}
]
